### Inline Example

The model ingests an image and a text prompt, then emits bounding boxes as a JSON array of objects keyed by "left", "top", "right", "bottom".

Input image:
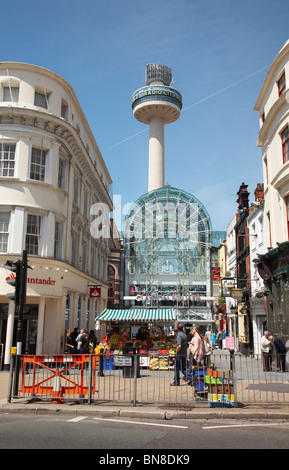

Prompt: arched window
[{"left": 107, "top": 265, "right": 115, "bottom": 304}]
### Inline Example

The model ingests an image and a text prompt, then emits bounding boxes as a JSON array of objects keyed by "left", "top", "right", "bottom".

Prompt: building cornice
[
  {"left": 0, "top": 106, "right": 113, "bottom": 209},
  {"left": 256, "top": 90, "right": 289, "bottom": 147},
  {"left": 254, "top": 40, "right": 289, "bottom": 111}
]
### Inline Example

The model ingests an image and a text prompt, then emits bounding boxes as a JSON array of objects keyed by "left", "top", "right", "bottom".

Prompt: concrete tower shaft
[{"left": 132, "top": 64, "right": 182, "bottom": 192}]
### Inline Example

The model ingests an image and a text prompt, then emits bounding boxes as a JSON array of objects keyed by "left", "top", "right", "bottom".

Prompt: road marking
[
  {"left": 203, "top": 422, "right": 289, "bottom": 430},
  {"left": 67, "top": 416, "right": 87, "bottom": 422},
  {"left": 93, "top": 417, "right": 188, "bottom": 429}
]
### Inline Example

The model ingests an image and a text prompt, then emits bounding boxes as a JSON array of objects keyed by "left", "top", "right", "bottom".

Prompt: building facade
[
  {"left": 254, "top": 40, "right": 289, "bottom": 343},
  {"left": 0, "top": 62, "right": 113, "bottom": 367},
  {"left": 122, "top": 185, "right": 214, "bottom": 326}
]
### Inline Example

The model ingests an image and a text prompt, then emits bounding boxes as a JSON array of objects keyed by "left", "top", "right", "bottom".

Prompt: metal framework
[{"left": 123, "top": 185, "right": 213, "bottom": 312}]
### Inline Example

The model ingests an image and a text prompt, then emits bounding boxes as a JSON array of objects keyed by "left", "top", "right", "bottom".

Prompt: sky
[{"left": 2, "top": 0, "right": 289, "bottom": 232}]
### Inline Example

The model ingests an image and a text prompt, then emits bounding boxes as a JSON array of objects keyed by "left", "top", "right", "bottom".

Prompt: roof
[{"left": 96, "top": 308, "right": 175, "bottom": 323}]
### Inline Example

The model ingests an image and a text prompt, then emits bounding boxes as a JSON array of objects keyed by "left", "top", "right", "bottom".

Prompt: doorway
[{"left": 0, "top": 303, "right": 39, "bottom": 366}]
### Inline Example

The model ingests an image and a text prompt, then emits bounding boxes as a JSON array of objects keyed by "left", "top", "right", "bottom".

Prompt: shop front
[
  {"left": 0, "top": 257, "right": 107, "bottom": 369},
  {"left": 95, "top": 308, "right": 177, "bottom": 370}
]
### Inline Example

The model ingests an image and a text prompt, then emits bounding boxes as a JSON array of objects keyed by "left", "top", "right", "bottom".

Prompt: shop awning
[{"left": 96, "top": 308, "right": 175, "bottom": 323}]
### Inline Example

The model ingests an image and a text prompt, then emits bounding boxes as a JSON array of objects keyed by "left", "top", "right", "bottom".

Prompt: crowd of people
[
  {"left": 261, "top": 330, "right": 287, "bottom": 372},
  {"left": 170, "top": 323, "right": 225, "bottom": 386},
  {"left": 65, "top": 328, "right": 98, "bottom": 354}
]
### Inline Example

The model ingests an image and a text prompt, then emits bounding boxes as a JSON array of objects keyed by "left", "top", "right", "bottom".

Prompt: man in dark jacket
[
  {"left": 170, "top": 323, "right": 187, "bottom": 386},
  {"left": 269, "top": 336, "right": 287, "bottom": 372}
]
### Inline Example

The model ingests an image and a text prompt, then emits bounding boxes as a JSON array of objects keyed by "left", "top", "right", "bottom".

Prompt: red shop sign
[{"left": 90, "top": 287, "right": 101, "bottom": 298}]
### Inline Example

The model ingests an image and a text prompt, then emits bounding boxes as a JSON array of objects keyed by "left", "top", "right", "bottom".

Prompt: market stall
[{"left": 95, "top": 308, "right": 177, "bottom": 371}]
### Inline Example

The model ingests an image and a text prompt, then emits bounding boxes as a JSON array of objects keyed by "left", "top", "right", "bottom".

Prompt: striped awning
[{"left": 96, "top": 308, "right": 175, "bottom": 323}]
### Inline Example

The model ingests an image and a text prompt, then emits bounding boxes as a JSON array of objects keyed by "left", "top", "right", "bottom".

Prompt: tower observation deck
[{"left": 132, "top": 64, "right": 182, "bottom": 192}]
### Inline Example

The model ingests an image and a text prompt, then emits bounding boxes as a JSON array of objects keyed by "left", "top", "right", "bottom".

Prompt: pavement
[{"left": 1, "top": 369, "right": 289, "bottom": 421}]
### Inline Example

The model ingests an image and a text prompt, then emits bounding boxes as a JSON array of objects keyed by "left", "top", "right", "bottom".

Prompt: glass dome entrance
[{"left": 123, "top": 185, "right": 212, "bottom": 309}]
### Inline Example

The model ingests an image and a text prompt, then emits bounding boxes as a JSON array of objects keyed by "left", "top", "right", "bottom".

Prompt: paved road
[{"left": 1, "top": 412, "right": 289, "bottom": 449}]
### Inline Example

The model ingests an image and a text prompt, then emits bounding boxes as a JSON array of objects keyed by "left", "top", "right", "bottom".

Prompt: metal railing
[{"left": 7, "top": 350, "right": 289, "bottom": 407}]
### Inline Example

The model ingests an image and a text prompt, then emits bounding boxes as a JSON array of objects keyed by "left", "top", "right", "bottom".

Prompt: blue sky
[{"left": 2, "top": 0, "right": 289, "bottom": 231}]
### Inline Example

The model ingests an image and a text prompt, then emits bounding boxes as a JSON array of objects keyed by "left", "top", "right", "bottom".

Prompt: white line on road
[
  {"left": 203, "top": 422, "right": 289, "bottom": 430},
  {"left": 93, "top": 417, "right": 188, "bottom": 429},
  {"left": 67, "top": 416, "right": 87, "bottom": 422}
]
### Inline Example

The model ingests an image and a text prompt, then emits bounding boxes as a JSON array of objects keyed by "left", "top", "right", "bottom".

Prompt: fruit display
[{"left": 94, "top": 330, "right": 177, "bottom": 370}]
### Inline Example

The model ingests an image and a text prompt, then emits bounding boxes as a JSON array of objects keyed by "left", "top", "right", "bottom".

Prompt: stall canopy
[{"left": 96, "top": 308, "right": 175, "bottom": 323}]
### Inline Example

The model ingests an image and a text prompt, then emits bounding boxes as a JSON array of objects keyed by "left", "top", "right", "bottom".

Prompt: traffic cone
[{"left": 51, "top": 368, "right": 64, "bottom": 404}]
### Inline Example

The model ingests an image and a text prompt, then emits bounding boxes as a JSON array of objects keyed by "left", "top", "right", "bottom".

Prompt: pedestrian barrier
[
  {"left": 16, "top": 354, "right": 98, "bottom": 402},
  {"left": 8, "top": 351, "right": 289, "bottom": 406},
  {"left": 51, "top": 368, "right": 64, "bottom": 404}
]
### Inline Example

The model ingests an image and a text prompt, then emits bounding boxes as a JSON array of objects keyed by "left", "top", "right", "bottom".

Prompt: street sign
[
  {"left": 231, "top": 288, "right": 243, "bottom": 300},
  {"left": 226, "top": 336, "right": 234, "bottom": 349},
  {"left": 114, "top": 356, "right": 132, "bottom": 366}
]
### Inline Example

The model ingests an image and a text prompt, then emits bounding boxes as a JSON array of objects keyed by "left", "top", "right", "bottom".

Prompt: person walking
[
  {"left": 205, "top": 327, "right": 212, "bottom": 347},
  {"left": 216, "top": 328, "right": 223, "bottom": 349},
  {"left": 261, "top": 331, "right": 272, "bottom": 372},
  {"left": 203, "top": 335, "right": 212, "bottom": 367},
  {"left": 170, "top": 323, "right": 187, "bottom": 386},
  {"left": 79, "top": 329, "right": 90, "bottom": 354},
  {"left": 211, "top": 331, "right": 216, "bottom": 350},
  {"left": 65, "top": 329, "right": 74, "bottom": 353},
  {"left": 185, "top": 325, "right": 204, "bottom": 385},
  {"left": 269, "top": 335, "right": 286, "bottom": 372}
]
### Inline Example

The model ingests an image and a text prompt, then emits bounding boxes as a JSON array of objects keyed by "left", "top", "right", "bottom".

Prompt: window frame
[
  {"left": 34, "top": 90, "right": 50, "bottom": 109},
  {"left": 107, "top": 265, "right": 116, "bottom": 304},
  {"left": 0, "top": 212, "right": 10, "bottom": 253},
  {"left": 25, "top": 214, "right": 41, "bottom": 255},
  {"left": 3, "top": 85, "right": 19, "bottom": 102},
  {"left": 281, "top": 126, "right": 289, "bottom": 164},
  {"left": 30, "top": 147, "right": 47, "bottom": 181},
  {"left": 278, "top": 71, "right": 286, "bottom": 97},
  {"left": 0, "top": 143, "right": 16, "bottom": 178}
]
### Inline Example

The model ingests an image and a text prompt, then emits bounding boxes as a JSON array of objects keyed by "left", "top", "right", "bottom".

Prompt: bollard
[{"left": 98, "top": 350, "right": 104, "bottom": 377}]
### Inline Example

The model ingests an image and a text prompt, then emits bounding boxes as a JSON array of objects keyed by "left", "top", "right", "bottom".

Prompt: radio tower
[{"left": 132, "top": 64, "right": 182, "bottom": 192}]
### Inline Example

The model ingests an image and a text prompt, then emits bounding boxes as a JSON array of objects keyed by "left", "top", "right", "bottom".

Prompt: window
[
  {"left": 281, "top": 126, "right": 289, "bottom": 163},
  {"left": 267, "top": 211, "right": 272, "bottom": 248},
  {"left": 90, "top": 245, "right": 97, "bottom": 277},
  {"left": 77, "top": 296, "right": 82, "bottom": 330},
  {"left": 71, "top": 231, "right": 79, "bottom": 266},
  {"left": 3, "top": 86, "right": 19, "bottom": 102},
  {"left": 0, "top": 143, "right": 16, "bottom": 177},
  {"left": 278, "top": 72, "right": 286, "bottom": 97},
  {"left": 54, "top": 221, "right": 63, "bottom": 260},
  {"left": 286, "top": 197, "right": 289, "bottom": 240},
  {"left": 107, "top": 265, "right": 115, "bottom": 303},
  {"left": 26, "top": 214, "right": 41, "bottom": 255},
  {"left": 34, "top": 91, "right": 49, "bottom": 109},
  {"left": 61, "top": 99, "right": 68, "bottom": 120},
  {"left": 83, "top": 186, "right": 89, "bottom": 217},
  {"left": 73, "top": 173, "right": 80, "bottom": 205},
  {"left": 0, "top": 212, "right": 10, "bottom": 253},
  {"left": 30, "top": 147, "right": 47, "bottom": 181},
  {"left": 58, "top": 157, "right": 67, "bottom": 190},
  {"left": 86, "top": 298, "right": 91, "bottom": 330},
  {"left": 65, "top": 293, "right": 71, "bottom": 331},
  {"left": 82, "top": 240, "right": 87, "bottom": 272},
  {"left": 264, "top": 156, "right": 268, "bottom": 184}
]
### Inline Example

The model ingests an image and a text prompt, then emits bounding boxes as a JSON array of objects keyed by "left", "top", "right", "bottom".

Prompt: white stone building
[
  {"left": 247, "top": 201, "right": 267, "bottom": 355},
  {"left": 254, "top": 40, "right": 289, "bottom": 248},
  {"left": 254, "top": 40, "right": 289, "bottom": 340},
  {"left": 0, "top": 62, "right": 113, "bottom": 368}
]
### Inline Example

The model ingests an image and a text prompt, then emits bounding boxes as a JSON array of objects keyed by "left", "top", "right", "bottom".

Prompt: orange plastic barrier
[{"left": 20, "top": 355, "right": 98, "bottom": 397}]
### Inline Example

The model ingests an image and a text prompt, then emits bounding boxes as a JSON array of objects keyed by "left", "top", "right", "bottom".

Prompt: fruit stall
[
  {"left": 94, "top": 330, "right": 176, "bottom": 370},
  {"left": 94, "top": 308, "right": 177, "bottom": 371}
]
